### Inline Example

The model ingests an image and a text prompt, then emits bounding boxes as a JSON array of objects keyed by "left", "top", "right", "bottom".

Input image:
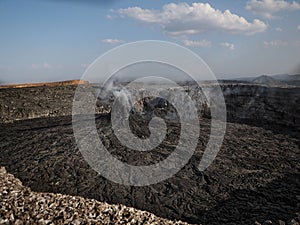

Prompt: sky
[{"left": 0, "top": 0, "right": 300, "bottom": 84}]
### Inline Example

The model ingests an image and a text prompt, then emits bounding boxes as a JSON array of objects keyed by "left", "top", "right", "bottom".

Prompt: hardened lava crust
[{"left": 0, "top": 82, "right": 299, "bottom": 225}]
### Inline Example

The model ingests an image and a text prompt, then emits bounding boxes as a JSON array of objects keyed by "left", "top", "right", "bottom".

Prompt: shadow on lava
[
  {"left": 200, "top": 172, "right": 300, "bottom": 225},
  {"left": 227, "top": 118, "right": 300, "bottom": 149}
]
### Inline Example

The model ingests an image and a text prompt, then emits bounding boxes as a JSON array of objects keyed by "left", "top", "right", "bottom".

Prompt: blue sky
[{"left": 0, "top": 0, "right": 300, "bottom": 83}]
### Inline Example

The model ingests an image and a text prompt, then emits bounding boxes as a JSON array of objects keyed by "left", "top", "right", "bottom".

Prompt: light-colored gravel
[{"left": 0, "top": 167, "right": 191, "bottom": 225}]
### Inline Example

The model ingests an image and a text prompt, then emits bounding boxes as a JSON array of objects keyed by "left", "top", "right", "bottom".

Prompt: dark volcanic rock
[
  {"left": 0, "top": 82, "right": 299, "bottom": 224},
  {"left": 0, "top": 115, "right": 299, "bottom": 224},
  {"left": 222, "top": 84, "right": 300, "bottom": 129},
  {"left": 0, "top": 84, "right": 109, "bottom": 123},
  {"left": 1, "top": 83, "right": 299, "bottom": 130}
]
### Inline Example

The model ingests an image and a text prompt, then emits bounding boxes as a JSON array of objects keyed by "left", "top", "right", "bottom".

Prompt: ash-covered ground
[{"left": 0, "top": 82, "right": 299, "bottom": 225}]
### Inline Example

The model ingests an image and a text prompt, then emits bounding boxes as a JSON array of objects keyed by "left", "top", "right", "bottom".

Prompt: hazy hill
[
  {"left": 252, "top": 75, "right": 285, "bottom": 86},
  {"left": 228, "top": 74, "right": 300, "bottom": 86}
]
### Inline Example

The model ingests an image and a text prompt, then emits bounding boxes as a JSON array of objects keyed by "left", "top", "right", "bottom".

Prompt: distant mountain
[
  {"left": 252, "top": 75, "right": 285, "bottom": 86},
  {"left": 225, "top": 74, "right": 300, "bottom": 86}
]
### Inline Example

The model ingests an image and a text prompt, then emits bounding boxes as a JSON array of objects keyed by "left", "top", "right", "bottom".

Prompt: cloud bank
[
  {"left": 264, "top": 40, "right": 288, "bottom": 48},
  {"left": 102, "top": 39, "right": 125, "bottom": 44},
  {"left": 117, "top": 2, "right": 267, "bottom": 37},
  {"left": 182, "top": 39, "right": 212, "bottom": 48},
  {"left": 246, "top": 0, "right": 300, "bottom": 19},
  {"left": 220, "top": 42, "right": 235, "bottom": 50}
]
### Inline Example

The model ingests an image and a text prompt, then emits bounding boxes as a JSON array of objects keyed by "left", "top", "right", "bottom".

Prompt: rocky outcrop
[
  {"left": 0, "top": 84, "right": 109, "bottom": 123},
  {"left": 0, "top": 82, "right": 299, "bottom": 129}
]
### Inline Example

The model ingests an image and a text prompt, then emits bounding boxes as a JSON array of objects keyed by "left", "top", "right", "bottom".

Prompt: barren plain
[{"left": 0, "top": 81, "right": 299, "bottom": 225}]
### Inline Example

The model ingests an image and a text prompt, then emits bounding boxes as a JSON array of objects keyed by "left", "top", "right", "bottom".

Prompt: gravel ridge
[{"left": 0, "top": 167, "right": 190, "bottom": 225}]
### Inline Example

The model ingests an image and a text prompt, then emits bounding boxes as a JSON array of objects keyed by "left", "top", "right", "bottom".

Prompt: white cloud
[
  {"left": 30, "top": 62, "right": 53, "bottom": 70},
  {"left": 118, "top": 3, "right": 267, "bottom": 36},
  {"left": 297, "top": 25, "right": 300, "bottom": 30},
  {"left": 246, "top": 0, "right": 300, "bottom": 19},
  {"left": 276, "top": 27, "right": 283, "bottom": 32},
  {"left": 31, "top": 64, "right": 39, "bottom": 69},
  {"left": 102, "top": 38, "right": 125, "bottom": 44},
  {"left": 264, "top": 40, "right": 288, "bottom": 47},
  {"left": 182, "top": 39, "right": 212, "bottom": 48},
  {"left": 220, "top": 42, "right": 235, "bottom": 50},
  {"left": 43, "top": 62, "right": 51, "bottom": 69}
]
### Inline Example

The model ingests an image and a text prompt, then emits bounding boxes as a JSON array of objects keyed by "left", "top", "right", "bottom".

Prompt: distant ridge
[
  {"left": 0, "top": 80, "right": 89, "bottom": 89},
  {"left": 252, "top": 75, "right": 285, "bottom": 86},
  {"left": 225, "top": 74, "right": 300, "bottom": 86}
]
